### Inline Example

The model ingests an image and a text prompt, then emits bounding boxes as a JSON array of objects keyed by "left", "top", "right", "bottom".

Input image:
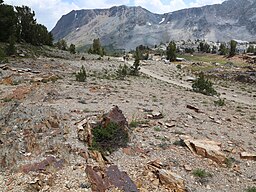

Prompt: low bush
[
  {"left": 246, "top": 187, "right": 256, "bottom": 192},
  {"left": 116, "top": 64, "right": 129, "bottom": 80},
  {"left": 192, "top": 72, "right": 217, "bottom": 96},
  {"left": 76, "top": 65, "right": 87, "bottom": 82},
  {"left": 214, "top": 98, "right": 225, "bottom": 106},
  {"left": 91, "top": 122, "right": 129, "bottom": 153}
]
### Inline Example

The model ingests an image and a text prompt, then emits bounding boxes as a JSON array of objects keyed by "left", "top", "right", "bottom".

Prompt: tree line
[{"left": 0, "top": 0, "right": 53, "bottom": 46}]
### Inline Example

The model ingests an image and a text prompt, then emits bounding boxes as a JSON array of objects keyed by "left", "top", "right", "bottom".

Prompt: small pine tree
[
  {"left": 192, "top": 72, "right": 217, "bottom": 96},
  {"left": 166, "top": 41, "right": 176, "bottom": 61},
  {"left": 69, "top": 44, "right": 76, "bottom": 54},
  {"left": 130, "top": 49, "right": 140, "bottom": 76},
  {"left": 229, "top": 40, "right": 237, "bottom": 57},
  {"left": 247, "top": 45, "right": 255, "bottom": 53},
  {"left": 219, "top": 43, "right": 228, "bottom": 55},
  {"left": 76, "top": 65, "right": 87, "bottom": 82},
  {"left": 116, "top": 64, "right": 129, "bottom": 79}
]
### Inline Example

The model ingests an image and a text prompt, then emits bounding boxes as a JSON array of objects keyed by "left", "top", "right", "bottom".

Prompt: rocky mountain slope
[
  {"left": 52, "top": 0, "right": 256, "bottom": 50},
  {"left": 0, "top": 48, "right": 256, "bottom": 191}
]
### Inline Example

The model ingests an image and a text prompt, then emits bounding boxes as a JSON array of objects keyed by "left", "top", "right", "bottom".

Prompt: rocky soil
[{"left": 0, "top": 51, "right": 255, "bottom": 192}]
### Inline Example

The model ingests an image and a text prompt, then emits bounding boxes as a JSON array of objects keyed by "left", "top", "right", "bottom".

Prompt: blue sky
[{"left": 4, "top": 0, "right": 225, "bottom": 30}]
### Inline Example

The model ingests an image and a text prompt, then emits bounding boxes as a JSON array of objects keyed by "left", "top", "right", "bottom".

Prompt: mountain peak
[{"left": 51, "top": 2, "right": 256, "bottom": 50}]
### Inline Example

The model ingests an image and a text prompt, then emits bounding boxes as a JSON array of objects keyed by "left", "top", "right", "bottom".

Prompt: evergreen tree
[
  {"left": 0, "top": 2, "right": 53, "bottom": 46},
  {"left": 166, "top": 41, "right": 176, "bottom": 62},
  {"left": 15, "top": 6, "right": 36, "bottom": 43},
  {"left": 0, "top": 3, "right": 17, "bottom": 42},
  {"left": 130, "top": 48, "right": 140, "bottom": 76},
  {"left": 69, "top": 44, "right": 76, "bottom": 54},
  {"left": 55, "top": 39, "right": 67, "bottom": 50},
  {"left": 247, "top": 45, "right": 255, "bottom": 53},
  {"left": 219, "top": 43, "right": 228, "bottom": 55},
  {"left": 229, "top": 40, "right": 237, "bottom": 57},
  {"left": 211, "top": 45, "right": 217, "bottom": 54}
]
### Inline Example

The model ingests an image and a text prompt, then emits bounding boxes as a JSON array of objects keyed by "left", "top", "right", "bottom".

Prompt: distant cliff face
[{"left": 51, "top": 0, "right": 256, "bottom": 50}]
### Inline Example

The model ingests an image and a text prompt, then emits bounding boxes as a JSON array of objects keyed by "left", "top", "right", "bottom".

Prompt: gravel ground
[{"left": 0, "top": 52, "right": 255, "bottom": 192}]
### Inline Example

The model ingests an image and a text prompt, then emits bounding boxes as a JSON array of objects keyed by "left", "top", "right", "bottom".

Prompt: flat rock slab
[
  {"left": 86, "top": 165, "right": 139, "bottom": 192},
  {"left": 240, "top": 152, "right": 256, "bottom": 161},
  {"left": 106, "top": 165, "right": 139, "bottom": 192},
  {"left": 181, "top": 136, "right": 226, "bottom": 165}
]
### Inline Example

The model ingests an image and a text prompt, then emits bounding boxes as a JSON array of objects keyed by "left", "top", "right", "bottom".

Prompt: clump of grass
[
  {"left": 116, "top": 64, "right": 129, "bottom": 80},
  {"left": 214, "top": 98, "right": 225, "bottom": 106},
  {"left": 76, "top": 65, "right": 87, "bottom": 82},
  {"left": 246, "top": 187, "right": 256, "bottom": 192},
  {"left": 154, "top": 126, "right": 161, "bottom": 132},
  {"left": 91, "top": 122, "right": 129, "bottom": 154},
  {"left": 192, "top": 169, "right": 209, "bottom": 178},
  {"left": 129, "top": 120, "right": 139, "bottom": 128},
  {"left": 192, "top": 168, "right": 212, "bottom": 184}
]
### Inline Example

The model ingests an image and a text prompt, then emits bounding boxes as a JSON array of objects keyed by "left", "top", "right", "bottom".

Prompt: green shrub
[
  {"left": 76, "top": 65, "right": 87, "bottom": 82},
  {"left": 246, "top": 187, "right": 256, "bottom": 192},
  {"left": 130, "top": 49, "right": 140, "bottom": 76},
  {"left": 116, "top": 64, "right": 129, "bottom": 80},
  {"left": 129, "top": 120, "right": 139, "bottom": 128},
  {"left": 214, "top": 98, "right": 225, "bottom": 106},
  {"left": 91, "top": 122, "right": 129, "bottom": 153},
  {"left": 176, "top": 64, "right": 181, "bottom": 69},
  {"left": 192, "top": 72, "right": 217, "bottom": 96},
  {"left": 192, "top": 169, "right": 211, "bottom": 178}
]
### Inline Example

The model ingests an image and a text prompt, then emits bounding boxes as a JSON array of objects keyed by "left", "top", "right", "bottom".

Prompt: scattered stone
[
  {"left": 148, "top": 111, "right": 163, "bottom": 119},
  {"left": 21, "top": 156, "right": 65, "bottom": 173},
  {"left": 158, "top": 169, "right": 186, "bottom": 192},
  {"left": 240, "top": 152, "right": 256, "bottom": 161},
  {"left": 85, "top": 166, "right": 107, "bottom": 192},
  {"left": 184, "top": 165, "right": 192, "bottom": 171},
  {"left": 181, "top": 136, "right": 226, "bottom": 165},
  {"left": 85, "top": 165, "right": 139, "bottom": 192},
  {"left": 106, "top": 165, "right": 139, "bottom": 192},
  {"left": 186, "top": 105, "right": 202, "bottom": 113},
  {"left": 165, "top": 123, "right": 175, "bottom": 128},
  {"left": 148, "top": 159, "right": 163, "bottom": 169}
]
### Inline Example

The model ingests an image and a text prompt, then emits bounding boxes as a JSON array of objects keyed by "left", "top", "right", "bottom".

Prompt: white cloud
[
  {"left": 4, "top": 0, "right": 226, "bottom": 30},
  {"left": 189, "top": 0, "right": 225, "bottom": 7}
]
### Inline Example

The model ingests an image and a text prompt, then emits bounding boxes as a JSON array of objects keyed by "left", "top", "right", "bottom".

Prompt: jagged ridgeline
[
  {"left": 0, "top": 0, "right": 53, "bottom": 46},
  {"left": 51, "top": 0, "right": 256, "bottom": 50}
]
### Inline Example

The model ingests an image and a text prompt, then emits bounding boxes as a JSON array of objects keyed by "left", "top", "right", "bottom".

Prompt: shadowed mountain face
[{"left": 51, "top": 0, "right": 256, "bottom": 50}]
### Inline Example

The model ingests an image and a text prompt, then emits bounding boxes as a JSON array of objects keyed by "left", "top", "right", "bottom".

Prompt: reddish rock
[{"left": 103, "top": 106, "right": 128, "bottom": 129}]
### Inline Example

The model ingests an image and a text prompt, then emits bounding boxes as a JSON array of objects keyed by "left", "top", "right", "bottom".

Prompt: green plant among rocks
[
  {"left": 91, "top": 122, "right": 129, "bottom": 153},
  {"left": 192, "top": 72, "right": 217, "bottom": 96},
  {"left": 214, "top": 98, "right": 225, "bottom": 106},
  {"left": 246, "top": 187, "right": 256, "bottom": 192},
  {"left": 192, "top": 168, "right": 212, "bottom": 184},
  {"left": 116, "top": 64, "right": 129, "bottom": 80},
  {"left": 76, "top": 65, "right": 87, "bottom": 82}
]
